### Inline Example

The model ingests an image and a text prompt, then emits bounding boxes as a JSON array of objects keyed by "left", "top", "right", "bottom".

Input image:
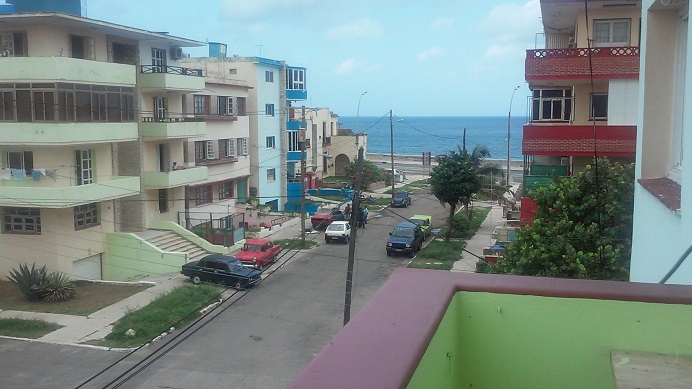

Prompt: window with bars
[
  {"left": 219, "top": 181, "right": 234, "bottom": 200},
  {"left": 74, "top": 203, "right": 99, "bottom": 230},
  {"left": 288, "top": 131, "right": 300, "bottom": 152},
  {"left": 3, "top": 207, "right": 41, "bottom": 234},
  {"left": 194, "top": 185, "right": 213, "bottom": 205}
]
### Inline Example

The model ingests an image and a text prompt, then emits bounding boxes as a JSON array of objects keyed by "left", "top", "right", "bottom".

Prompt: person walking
[
  {"left": 363, "top": 207, "right": 369, "bottom": 226},
  {"left": 344, "top": 203, "right": 351, "bottom": 220},
  {"left": 358, "top": 208, "right": 365, "bottom": 229}
]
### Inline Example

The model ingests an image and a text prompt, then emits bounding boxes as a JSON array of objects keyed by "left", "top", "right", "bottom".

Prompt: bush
[
  {"left": 451, "top": 215, "right": 471, "bottom": 237},
  {"left": 40, "top": 272, "right": 75, "bottom": 302},
  {"left": 8, "top": 263, "right": 48, "bottom": 301}
]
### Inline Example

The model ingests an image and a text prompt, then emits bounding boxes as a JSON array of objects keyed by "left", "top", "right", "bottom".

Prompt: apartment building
[
  {"left": 0, "top": 11, "right": 210, "bottom": 280},
  {"left": 521, "top": 0, "right": 641, "bottom": 224},
  {"left": 630, "top": 0, "right": 690, "bottom": 284}
]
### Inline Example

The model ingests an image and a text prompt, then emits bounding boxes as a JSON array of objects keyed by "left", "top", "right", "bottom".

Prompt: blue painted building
[{"left": 285, "top": 65, "right": 308, "bottom": 204}]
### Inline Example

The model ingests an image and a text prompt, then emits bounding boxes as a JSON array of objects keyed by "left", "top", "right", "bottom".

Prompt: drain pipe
[{"left": 659, "top": 244, "right": 692, "bottom": 284}]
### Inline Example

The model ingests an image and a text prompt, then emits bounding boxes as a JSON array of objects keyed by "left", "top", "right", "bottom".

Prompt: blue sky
[{"left": 83, "top": 0, "right": 541, "bottom": 117}]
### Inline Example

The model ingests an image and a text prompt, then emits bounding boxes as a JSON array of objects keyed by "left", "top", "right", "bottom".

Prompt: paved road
[{"left": 0, "top": 187, "right": 448, "bottom": 389}]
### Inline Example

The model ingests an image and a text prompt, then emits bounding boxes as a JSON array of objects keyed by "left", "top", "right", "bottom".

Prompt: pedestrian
[
  {"left": 358, "top": 208, "right": 365, "bottom": 229},
  {"left": 363, "top": 207, "right": 369, "bottom": 225},
  {"left": 344, "top": 203, "right": 351, "bottom": 220}
]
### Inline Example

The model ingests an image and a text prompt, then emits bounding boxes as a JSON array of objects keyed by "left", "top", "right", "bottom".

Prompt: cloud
[
  {"left": 476, "top": 1, "right": 541, "bottom": 60},
  {"left": 335, "top": 58, "right": 368, "bottom": 75},
  {"left": 417, "top": 47, "right": 445, "bottom": 61},
  {"left": 326, "top": 18, "right": 383, "bottom": 40},
  {"left": 430, "top": 16, "right": 455, "bottom": 29}
]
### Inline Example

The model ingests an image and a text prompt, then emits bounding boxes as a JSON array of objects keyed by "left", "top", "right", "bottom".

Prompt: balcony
[
  {"left": 287, "top": 151, "right": 307, "bottom": 162},
  {"left": 525, "top": 47, "right": 639, "bottom": 82},
  {"left": 0, "top": 122, "right": 138, "bottom": 146},
  {"left": 0, "top": 57, "right": 135, "bottom": 85},
  {"left": 143, "top": 166, "right": 207, "bottom": 189},
  {"left": 286, "top": 120, "right": 302, "bottom": 131},
  {"left": 138, "top": 65, "right": 204, "bottom": 93},
  {"left": 290, "top": 269, "right": 692, "bottom": 388},
  {"left": 286, "top": 89, "right": 308, "bottom": 101},
  {"left": 0, "top": 176, "right": 140, "bottom": 208},
  {"left": 141, "top": 117, "right": 206, "bottom": 140},
  {"left": 523, "top": 124, "right": 636, "bottom": 157}
]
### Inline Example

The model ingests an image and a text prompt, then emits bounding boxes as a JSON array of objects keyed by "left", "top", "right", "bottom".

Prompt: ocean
[{"left": 338, "top": 116, "right": 525, "bottom": 161}]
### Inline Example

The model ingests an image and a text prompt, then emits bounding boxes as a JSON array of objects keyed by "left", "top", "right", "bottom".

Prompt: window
[
  {"left": 218, "top": 96, "right": 233, "bottom": 115},
  {"left": 0, "top": 31, "right": 28, "bottom": 57},
  {"left": 236, "top": 137, "right": 248, "bottom": 156},
  {"left": 33, "top": 91, "right": 55, "bottom": 121},
  {"left": 229, "top": 68, "right": 237, "bottom": 74},
  {"left": 288, "top": 131, "right": 300, "bottom": 152},
  {"left": 219, "top": 181, "right": 234, "bottom": 200},
  {"left": 7, "top": 151, "right": 33, "bottom": 173},
  {"left": 154, "top": 97, "right": 166, "bottom": 120},
  {"left": 194, "top": 141, "right": 206, "bottom": 162},
  {"left": 206, "top": 140, "right": 216, "bottom": 159},
  {"left": 594, "top": 19, "right": 630, "bottom": 47},
  {"left": 266, "top": 136, "right": 276, "bottom": 148},
  {"left": 3, "top": 207, "right": 41, "bottom": 234},
  {"left": 76, "top": 149, "right": 94, "bottom": 185},
  {"left": 158, "top": 189, "right": 169, "bottom": 213},
  {"left": 0, "top": 92, "right": 14, "bottom": 121},
  {"left": 531, "top": 89, "right": 572, "bottom": 121},
  {"left": 91, "top": 92, "right": 107, "bottom": 122},
  {"left": 194, "top": 95, "right": 210, "bottom": 115},
  {"left": 151, "top": 48, "right": 166, "bottom": 68},
  {"left": 194, "top": 185, "right": 212, "bottom": 205},
  {"left": 286, "top": 68, "right": 306, "bottom": 90},
  {"left": 265, "top": 71, "right": 274, "bottom": 82},
  {"left": 218, "top": 138, "right": 236, "bottom": 158},
  {"left": 267, "top": 168, "right": 276, "bottom": 182},
  {"left": 70, "top": 35, "right": 95, "bottom": 60},
  {"left": 265, "top": 103, "right": 275, "bottom": 116},
  {"left": 590, "top": 93, "right": 608, "bottom": 120},
  {"left": 74, "top": 203, "right": 99, "bottom": 229},
  {"left": 236, "top": 97, "right": 247, "bottom": 116}
]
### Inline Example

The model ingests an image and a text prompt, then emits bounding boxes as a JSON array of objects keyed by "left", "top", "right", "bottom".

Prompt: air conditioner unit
[
  {"left": 170, "top": 47, "right": 184, "bottom": 60},
  {"left": 568, "top": 37, "right": 576, "bottom": 47}
]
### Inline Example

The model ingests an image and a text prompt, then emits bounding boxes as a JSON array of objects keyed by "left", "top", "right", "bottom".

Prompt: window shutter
[
  {"left": 206, "top": 140, "right": 215, "bottom": 159},
  {"left": 228, "top": 138, "right": 236, "bottom": 158},
  {"left": 242, "top": 137, "right": 248, "bottom": 156}
]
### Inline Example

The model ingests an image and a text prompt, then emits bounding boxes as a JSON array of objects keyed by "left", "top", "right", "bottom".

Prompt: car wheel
[
  {"left": 191, "top": 275, "right": 201, "bottom": 285},
  {"left": 386, "top": 250, "right": 392, "bottom": 257},
  {"left": 325, "top": 238, "right": 330, "bottom": 244},
  {"left": 233, "top": 280, "right": 243, "bottom": 290},
  {"left": 272, "top": 254, "right": 278, "bottom": 263}
]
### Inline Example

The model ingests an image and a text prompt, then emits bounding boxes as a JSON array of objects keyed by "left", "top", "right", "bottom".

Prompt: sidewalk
[{"left": 451, "top": 203, "right": 505, "bottom": 272}]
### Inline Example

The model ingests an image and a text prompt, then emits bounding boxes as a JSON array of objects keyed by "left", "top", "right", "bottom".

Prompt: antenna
[{"left": 256, "top": 44, "right": 263, "bottom": 56}]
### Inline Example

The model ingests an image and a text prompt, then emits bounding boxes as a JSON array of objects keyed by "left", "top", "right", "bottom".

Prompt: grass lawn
[
  {"left": 323, "top": 176, "right": 346, "bottom": 183},
  {"left": 0, "top": 281, "right": 152, "bottom": 316},
  {"left": 90, "top": 284, "right": 222, "bottom": 348},
  {"left": 407, "top": 240, "right": 466, "bottom": 270},
  {"left": 0, "top": 318, "right": 62, "bottom": 339},
  {"left": 274, "top": 238, "right": 318, "bottom": 250}
]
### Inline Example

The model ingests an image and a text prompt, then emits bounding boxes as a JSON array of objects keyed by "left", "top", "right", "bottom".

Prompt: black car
[
  {"left": 386, "top": 221, "right": 424, "bottom": 257},
  {"left": 181, "top": 254, "right": 262, "bottom": 289},
  {"left": 391, "top": 190, "right": 412, "bottom": 208}
]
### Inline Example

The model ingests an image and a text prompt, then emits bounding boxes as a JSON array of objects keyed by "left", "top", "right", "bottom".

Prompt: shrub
[
  {"left": 8, "top": 263, "right": 48, "bottom": 301},
  {"left": 41, "top": 272, "right": 75, "bottom": 302}
]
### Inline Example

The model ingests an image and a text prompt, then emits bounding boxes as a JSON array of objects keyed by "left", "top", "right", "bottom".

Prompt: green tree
[
  {"left": 487, "top": 159, "right": 634, "bottom": 280},
  {"left": 430, "top": 151, "right": 481, "bottom": 241},
  {"left": 344, "top": 159, "right": 385, "bottom": 188},
  {"left": 459, "top": 144, "right": 507, "bottom": 207}
]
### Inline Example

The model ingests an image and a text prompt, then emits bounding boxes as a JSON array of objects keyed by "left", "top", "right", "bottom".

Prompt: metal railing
[
  {"left": 140, "top": 65, "right": 203, "bottom": 77},
  {"left": 142, "top": 116, "right": 205, "bottom": 123}
]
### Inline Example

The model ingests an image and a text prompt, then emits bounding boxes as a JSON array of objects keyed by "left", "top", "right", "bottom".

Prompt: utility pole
[
  {"left": 389, "top": 110, "right": 395, "bottom": 202},
  {"left": 300, "top": 106, "right": 307, "bottom": 246},
  {"left": 344, "top": 147, "right": 364, "bottom": 326}
]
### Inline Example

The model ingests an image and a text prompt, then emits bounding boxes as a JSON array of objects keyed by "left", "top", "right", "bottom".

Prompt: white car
[
  {"left": 383, "top": 168, "right": 405, "bottom": 183},
  {"left": 325, "top": 221, "right": 351, "bottom": 244}
]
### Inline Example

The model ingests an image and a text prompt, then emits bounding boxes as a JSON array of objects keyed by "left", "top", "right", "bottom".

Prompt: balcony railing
[
  {"left": 526, "top": 46, "right": 639, "bottom": 81},
  {"left": 523, "top": 124, "right": 636, "bottom": 157},
  {"left": 142, "top": 116, "right": 205, "bottom": 123},
  {"left": 140, "top": 65, "right": 203, "bottom": 77}
]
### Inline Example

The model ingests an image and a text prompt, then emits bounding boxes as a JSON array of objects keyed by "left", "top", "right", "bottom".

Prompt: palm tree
[{"left": 456, "top": 144, "right": 506, "bottom": 214}]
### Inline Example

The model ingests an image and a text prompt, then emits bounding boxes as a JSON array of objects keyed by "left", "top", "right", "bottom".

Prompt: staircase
[{"left": 146, "top": 231, "right": 210, "bottom": 263}]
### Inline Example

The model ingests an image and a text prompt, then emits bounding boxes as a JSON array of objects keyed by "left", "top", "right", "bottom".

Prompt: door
[
  {"left": 154, "top": 97, "right": 166, "bottom": 121},
  {"left": 151, "top": 48, "right": 166, "bottom": 71},
  {"left": 158, "top": 143, "right": 171, "bottom": 172},
  {"left": 75, "top": 149, "right": 93, "bottom": 185}
]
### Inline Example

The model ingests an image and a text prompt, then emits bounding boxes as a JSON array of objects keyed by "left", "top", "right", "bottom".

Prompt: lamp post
[
  {"left": 356, "top": 91, "right": 367, "bottom": 133},
  {"left": 507, "top": 85, "right": 520, "bottom": 187}
]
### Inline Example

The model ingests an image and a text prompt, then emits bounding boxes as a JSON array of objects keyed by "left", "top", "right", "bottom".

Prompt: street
[{"left": 0, "top": 186, "right": 448, "bottom": 389}]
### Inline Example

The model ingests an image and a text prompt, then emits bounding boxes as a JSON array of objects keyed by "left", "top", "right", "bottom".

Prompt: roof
[
  {"left": 329, "top": 221, "right": 350, "bottom": 226},
  {"left": 0, "top": 12, "right": 204, "bottom": 47},
  {"left": 410, "top": 215, "right": 431, "bottom": 220}
]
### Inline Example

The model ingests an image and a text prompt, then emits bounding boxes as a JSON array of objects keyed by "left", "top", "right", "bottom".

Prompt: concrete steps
[{"left": 146, "top": 231, "right": 210, "bottom": 262}]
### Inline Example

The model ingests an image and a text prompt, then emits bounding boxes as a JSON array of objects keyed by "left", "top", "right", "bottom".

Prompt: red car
[
  {"left": 235, "top": 238, "right": 281, "bottom": 270},
  {"left": 310, "top": 206, "right": 346, "bottom": 229}
]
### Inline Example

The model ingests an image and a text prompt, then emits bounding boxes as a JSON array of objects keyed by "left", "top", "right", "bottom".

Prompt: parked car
[
  {"left": 311, "top": 206, "right": 346, "bottom": 229},
  {"left": 391, "top": 190, "right": 412, "bottom": 208},
  {"left": 181, "top": 254, "right": 262, "bottom": 289},
  {"left": 325, "top": 221, "right": 351, "bottom": 244},
  {"left": 235, "top": 238, "right": 281, "bottom": 270},
  {"left": 383, "top": 168, "right": 405, "bottom": 183},
  {"left": 409, "top": 214, "right": 433, "bottom": 239},
  {"left": 386, "top": 221, "right": 424, "bottom": 257}
]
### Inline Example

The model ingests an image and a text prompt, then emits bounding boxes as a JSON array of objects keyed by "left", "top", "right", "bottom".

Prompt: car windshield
[
  {"left": 394, "top": 192, "right": 407, "bottom": 199},
  {"left": 243, "top": 244, "right": 262, "bottom": 251},
  {"left": 327, "top": 224, "right": 345, "bottom": 231},
  {"left": 229, "top": 259, "right": 244, "bottom": 269},
  {"left": 391, "top": 227, "right": 414, "bottom": 238}
]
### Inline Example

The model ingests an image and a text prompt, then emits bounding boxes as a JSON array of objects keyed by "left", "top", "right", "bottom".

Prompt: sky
[{"left": 81, "top": 0, "right": 542, "bottom": 117}]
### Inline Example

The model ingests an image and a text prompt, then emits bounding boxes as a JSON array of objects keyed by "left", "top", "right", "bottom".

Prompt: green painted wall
[
  {"left": 409, "top": 292, "right": 692, "bottom": 388},
  {"left": 148, "top": 221, "right": 228, "bottom": 254},
  {"left": 1, "top": 57, "right": 135, "bottom": 86},
  {"left": 103, "top": 233, "right": 186, "bottom": 281}
]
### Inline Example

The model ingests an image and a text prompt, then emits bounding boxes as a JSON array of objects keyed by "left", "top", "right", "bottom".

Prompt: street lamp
[
  {"left": 507, "top": 85, "right": 520, "bottom": 187},
  {"left": 356, "top": 91, "right": 367, "bottom": 133}
]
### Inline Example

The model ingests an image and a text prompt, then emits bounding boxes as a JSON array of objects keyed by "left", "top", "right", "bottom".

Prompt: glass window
[
  {"left": 194, "top": 141, "right": 206, "bottom": 162},
  {"left": 267, "top": 168, "right": 276, "bottom": 181},
  {"left": 265, "top": 71, "right": 274, "bottom": 82},
  {"left": 531, "top": 89, "right": 572, "bottom": 121},
  {"left": 265, "top": 104, "right": 275, "bottom": 116},
  {"left": 236, "top": 138, "right": 247, "bottom": 156},
  {"left": 217, "top": 96, "right": 233, "bottom": 115},
  {"left": 590, "top": 93, "right": 608, "bottom": 120},
  {"left": 288, "top": 131, "right": 300, "bottom": 152},
  {"left": 594, "top": 19, "right": 631, "bottom": 47},
  {"left": 194, "top": 95, "right": 210, "bottom": 115},
  {"left": 74, "top": 203, "right": 99, "bottom": 229},
  {"left": 219, "top": 181, "right": 234, "bottom": 200},
  {"left": 266, "top": 136, "right": 276, "bottom": 148},
  {"left": 194, "top": 185, "right": 212, "bottom": 205},
  {"left": 3, "top": 207, "right": 41, "bottom": 234},
  {"left": 236, "top": 97, "right": 247, "bottom": 116}
]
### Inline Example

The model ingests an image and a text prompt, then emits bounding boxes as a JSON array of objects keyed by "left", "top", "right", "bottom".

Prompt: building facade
[{"left": 630, "top": 0, "right": 690, "bottom": 284}]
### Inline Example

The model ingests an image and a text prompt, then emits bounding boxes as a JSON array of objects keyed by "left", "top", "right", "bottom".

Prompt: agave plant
[
  {"left": 40, "top": 272, "right": 75, "bottom": 302},
  {"left": 7, "top": 263, "right": 48, "bottom": 301}
]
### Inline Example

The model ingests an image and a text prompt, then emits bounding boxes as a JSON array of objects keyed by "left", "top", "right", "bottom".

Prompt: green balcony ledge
[
  {"left": 142, "top": 166, "right": 207, "bottom": 189},
  {"left": 0, "top": 122, "right": 138, "bottom": 146},
  {"left": 0, "top": 57, "right": 136, "bottom": 85},
  {"left": 141, "top": 117, "right": 206, "bottom": 140},
  {"left": 0, "top": 176, "right": 140, "bottom": 208}
]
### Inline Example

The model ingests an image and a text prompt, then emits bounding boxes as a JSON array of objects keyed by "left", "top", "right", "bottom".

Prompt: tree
[
  {"left": 430, "top": 151, "right": 481, "bottom": 241},
  {"left": 344, "top": 159, "right": 385, "bottom": 188},
  {"left": 458, "top": 144, "right": 506, "bottom": 211},
  {"left": 486, "top": 159, "right": 634, "bottom": 280}
]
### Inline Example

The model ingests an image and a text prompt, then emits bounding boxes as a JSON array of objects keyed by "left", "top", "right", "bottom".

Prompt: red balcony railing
[
  {"left": 526, "top": 47, "right": 639, "bottom": 81},
  {"left": 522, "top": 124, "right": 636, "bottom": 157}
]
